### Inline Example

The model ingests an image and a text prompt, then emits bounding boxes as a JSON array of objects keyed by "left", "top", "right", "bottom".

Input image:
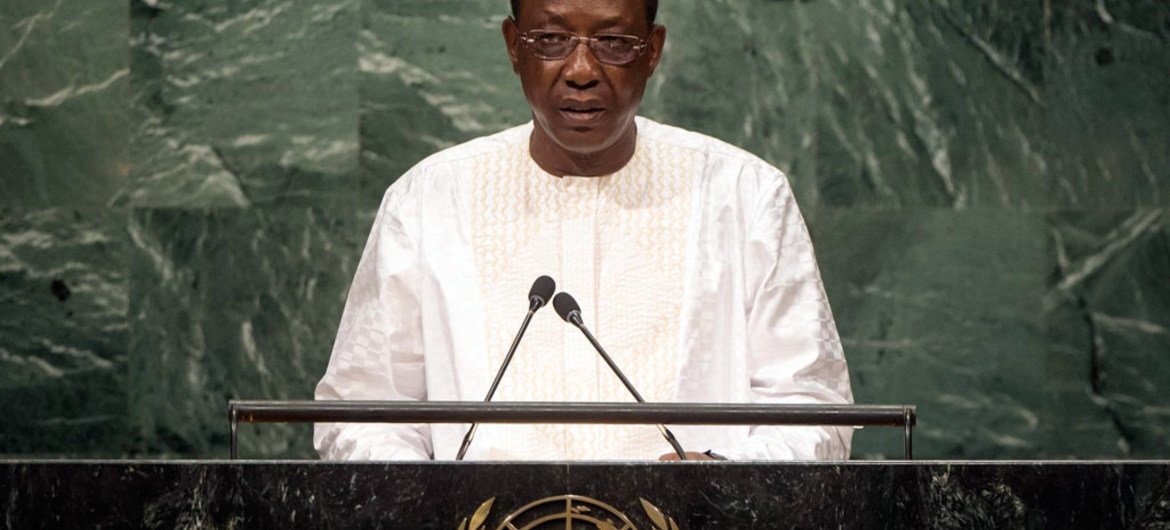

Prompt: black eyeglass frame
[{"left": 513, "top": 23, "right": 653, "bottom": 66}]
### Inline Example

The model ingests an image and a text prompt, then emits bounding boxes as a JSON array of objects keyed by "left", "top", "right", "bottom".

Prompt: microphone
[
  {"left": 455, "top": 275, "right": 556, "bottom": 461},
  {"left": 552, "top": 292, "right": 689, "bottom": 460}
]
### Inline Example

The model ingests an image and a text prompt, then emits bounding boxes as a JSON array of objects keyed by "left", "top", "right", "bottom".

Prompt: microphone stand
[
  {"left": 565, "top": 312, "right": 690, "bottom": 461},
  {"left": 454, "top": 296, "right": 542, "bottom": 461}
]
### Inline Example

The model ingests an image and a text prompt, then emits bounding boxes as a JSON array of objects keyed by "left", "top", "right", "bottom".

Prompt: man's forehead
[
  {"left": 540, "top": 10, "right": 629, "bottom": 27},
  {"left": 516, "top": 0, "right": 646, "bottom": 26}
]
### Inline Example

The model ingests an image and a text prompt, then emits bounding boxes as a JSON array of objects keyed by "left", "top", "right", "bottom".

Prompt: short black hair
[{"left": 510, "top": 0, "right": 659, "bottom": 26}]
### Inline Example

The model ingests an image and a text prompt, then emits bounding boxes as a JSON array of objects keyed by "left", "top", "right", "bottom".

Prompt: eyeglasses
[{"left": 517, "top": 29, "right": 650, "bottom": 66}]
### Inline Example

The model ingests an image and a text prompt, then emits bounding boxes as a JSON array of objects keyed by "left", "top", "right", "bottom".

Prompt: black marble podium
[{"left": 2, "top": 461, "right": 1169, "bottom": 528}]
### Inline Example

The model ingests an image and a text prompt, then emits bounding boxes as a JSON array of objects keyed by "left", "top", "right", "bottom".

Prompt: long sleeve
[
  {"left": 723, "top": 169, "right": 854, "bottom": 461},
  {"left": 314, "top": 180, "right": 433, "bottom": 460}
]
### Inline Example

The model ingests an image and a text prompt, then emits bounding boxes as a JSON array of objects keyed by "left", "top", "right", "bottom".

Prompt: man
[{"left": 314, "top": 0, "right": 853, "bottom": 461}]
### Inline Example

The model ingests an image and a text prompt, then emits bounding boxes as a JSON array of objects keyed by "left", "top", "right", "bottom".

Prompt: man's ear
[
  {"left": 502, "top": 17, "right": 521, "bottom": 74},
  {"left": 645, "top": 24, "right": 666, "bottom": 76}
]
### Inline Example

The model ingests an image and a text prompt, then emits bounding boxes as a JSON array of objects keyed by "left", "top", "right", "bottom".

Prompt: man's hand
[{"left": 658, "top": 451, "right": 716, "bottom": 461}]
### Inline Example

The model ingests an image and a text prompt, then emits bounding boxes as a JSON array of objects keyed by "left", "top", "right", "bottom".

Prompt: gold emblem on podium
[{"left": 457, "top": 495, "right": 680, "bottom": 530}]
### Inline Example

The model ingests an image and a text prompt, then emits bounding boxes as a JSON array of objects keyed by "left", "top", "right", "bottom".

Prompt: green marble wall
[{"left": 0, "top": 0, "right": 1166, "bottom": 459}]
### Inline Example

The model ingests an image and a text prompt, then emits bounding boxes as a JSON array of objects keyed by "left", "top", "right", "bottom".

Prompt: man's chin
[
  {"left": 545, "top": 126, "right": 628, "bottom": 157},
  {"left": 530, "top": 113, "right": 637, "bottom": 166}
]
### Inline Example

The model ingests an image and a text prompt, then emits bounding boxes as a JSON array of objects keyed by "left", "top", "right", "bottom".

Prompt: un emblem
[{"left": 457, "top": 494, "right": 680, "bottom": 530}]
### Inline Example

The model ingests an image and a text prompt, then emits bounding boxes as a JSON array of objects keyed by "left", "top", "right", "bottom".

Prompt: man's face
[{"left": 504, "top": 0, "right": 665, "bottom": 159}]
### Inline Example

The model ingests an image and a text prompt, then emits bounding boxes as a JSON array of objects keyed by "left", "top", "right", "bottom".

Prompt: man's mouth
[{"left": 559, "top": 106, "right": 606, "bottom": 123}]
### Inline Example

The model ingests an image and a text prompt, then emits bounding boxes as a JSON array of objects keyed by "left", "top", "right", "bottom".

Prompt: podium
[
  {"left": 3, "top": 461, "right": 1169, "bottom": 527},
  {"left": 4, "top": 402, "right": 1164, "bottom": 527}
]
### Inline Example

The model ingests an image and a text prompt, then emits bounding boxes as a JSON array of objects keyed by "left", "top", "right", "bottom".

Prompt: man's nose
[{"left": 563, "top": 40, "right": 601, "bottom": 89}]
